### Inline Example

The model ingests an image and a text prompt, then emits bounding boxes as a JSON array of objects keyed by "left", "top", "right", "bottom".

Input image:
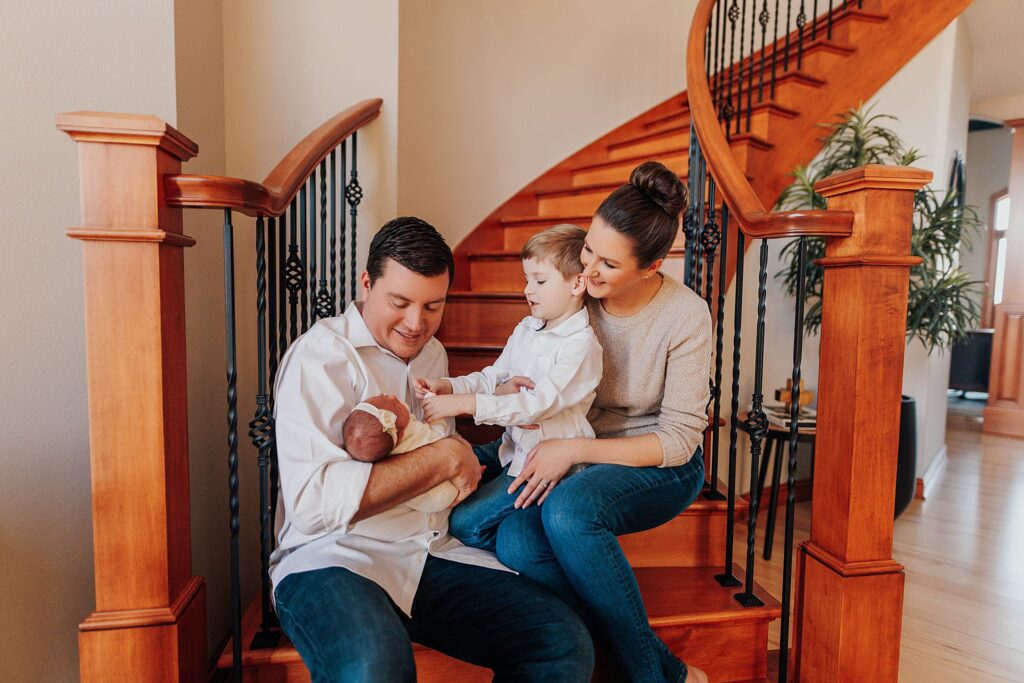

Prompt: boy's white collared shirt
[
  {"left": 446, "top": 306, "right": 603, "bottom": 477},
  {"left": 269, "top": 302, "right": 508, "bottom": 616}
]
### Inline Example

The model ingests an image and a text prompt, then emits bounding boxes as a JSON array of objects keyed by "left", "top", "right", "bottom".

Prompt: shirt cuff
[{"left": 320, "top": 459, "right": 374, "bottom": 532}]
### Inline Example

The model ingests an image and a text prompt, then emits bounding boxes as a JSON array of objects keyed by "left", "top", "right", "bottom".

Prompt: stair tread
[
  {"left": 643, "top": 108, "right": 691, "bottom": 129},
  {"left": 469, "top": 245, "right": 687, "bottom": 260},
  {"left": 535, "top": 174, "right": 690, "bottom": 199},
  {"left": 218, "top": 564, "right": 779, "bottom": 669},
  {"left": 572, "top": 146, "right": 689, "bottom": 173}
]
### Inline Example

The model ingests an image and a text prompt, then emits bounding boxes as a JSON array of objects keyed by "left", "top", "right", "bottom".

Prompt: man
[{"left": 270, "top": 216, "right": 594, "bottom": 682}]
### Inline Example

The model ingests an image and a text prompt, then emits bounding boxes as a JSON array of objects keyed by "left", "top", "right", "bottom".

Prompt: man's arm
[{"left": 352, "top": 435, "right": 481, "bottom": 523}]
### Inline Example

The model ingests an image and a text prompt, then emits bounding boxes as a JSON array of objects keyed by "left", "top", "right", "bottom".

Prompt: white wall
[
  {"left": 0, "top": 2, "right": 177, "bottom": 681},
  {"left": 397, "top": 0, "right": 696, "bottom": 245},
  {"left": 964, "top": 127, "right": 1013, "bottom": 310}
]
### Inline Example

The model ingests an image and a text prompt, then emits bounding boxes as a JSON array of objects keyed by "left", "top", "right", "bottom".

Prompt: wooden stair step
[
  {"left": 571, "top": 147, "right": 690, "bottom": 187},
  {"left": 643, "top": 107, "right": 691, "bottom": 134},
  {"left": 717, "top": 37, "right": 856, "bottom": 86},
  {"left": 714, "top": 68, "right": 825, "bottom": 111},
  {"left": 220, "top": 566, "right": 779, "bottom": 682},
  {"left": 438, "top": 291, "right": 529, "bottom": 345},
  {"left": 607, "top": 124, "right": 689, "bottom": 161},
  {"left": 534, "top": 180, "right": 646, "bottom": 217},
  {"left": 468, "top": 246, "right": 688, "bottom": 292},
  {"left": 498, "top": 213, "right": 593, "bottom": 250}
]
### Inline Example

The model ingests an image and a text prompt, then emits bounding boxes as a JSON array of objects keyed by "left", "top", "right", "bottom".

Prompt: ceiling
[{"left": 962, "top": 0, "right": 1024, "bottom": 102}]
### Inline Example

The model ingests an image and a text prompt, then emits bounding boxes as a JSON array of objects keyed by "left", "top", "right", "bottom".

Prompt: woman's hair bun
[{"left": 629, "top": 161, "right": 687, "bottom": 218}]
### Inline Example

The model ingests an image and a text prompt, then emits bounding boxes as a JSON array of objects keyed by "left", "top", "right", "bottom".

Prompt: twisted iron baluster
[
  {"left": 771, "top": 0, "right": 781, "bottom": 99},
  {"left": 693, "top": 149, "right": 707, "bottom": 295},
  {"left": 330, "top": 149, "right": 338, "bottom": 314},
  {"left": 347, "top": 132, "right": 363, "bottom": 302},
  {"left": 340, "top": 140, "right": 349, "bottom": 308},
  {"left": 702, "top": 178, "right": 726, "bottom": 501},
  {"left": 222, "top": 210, "right": 243, "bottom": 681},
  {"left": 271, "top": 213, "right": 285, "bottom": 543},
  {"left": 715, "top": 214, "right": 743, "bottom": 588},
  {"left": 796, "top": 1, "right": 808, "bottom": 70},
  {"left": 309, "top": 174, "right": 318, "bottom": 326},
  {"left": 716, "top": 0, "right": 729, "bottom": 122},
  {"left": 724, "top": 0, "right": 740, "bottom": 137},
  {"left": 746, "top": 0, "right": 757, "bottom": 131},
  {"left": 315, "top": 160, "right": 332, "bottom": 320},
  {"left": 249, "top": 216, "right": 280, "bottom": 649},
  {"left": 758, "top": 0, "right": 770, "bottom": 102},
  {"left": 736, "top": 238, "right": 769, "bottom": 608},
  {"left": 710, "top": 3, "right": 721, "bottom": 111},
  {"left": 778, "top": 236, "right": 808, "bottom": 683}
]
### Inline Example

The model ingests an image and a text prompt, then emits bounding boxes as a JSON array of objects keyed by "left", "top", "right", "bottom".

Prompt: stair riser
[
  {"left": 716, "top": 106, "right": 789, "bottom": 141},
  {"left": 503, "top": 220, "right": 687, "bottom": 252},
  {"left": 572, "top": 150, "right": 689, "bottom": 187},
  {"left": 608, "top": 130, "right": 686, "bottom": 161},
  {"left": 471, "top": 253, "right": 687, "bottom": 292},
  {"left": 644, "top": 112, "right": 691, "bottom": 135},
  {"left": 830, "top": 14, "right": 887, "bottom": 44},
  {"left": 438, "top": 297, "right": 528, "bottom": 345},
  {"left": 661, "top": 621, "right": 771, "bottom": 682},
  {"left": 620, "top": 509, "right": 726, "bottom": 568},
  {"left": 537, "top": 187, "right": 616, "bottom": 217}
]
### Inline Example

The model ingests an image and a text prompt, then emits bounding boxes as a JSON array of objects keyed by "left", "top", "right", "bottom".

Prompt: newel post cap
[
  {"left": 813, "top": 164, "right": 932, "bottom": 198},
  {"left": 56, "top": 111, "right": 198, "bottom": 162}
]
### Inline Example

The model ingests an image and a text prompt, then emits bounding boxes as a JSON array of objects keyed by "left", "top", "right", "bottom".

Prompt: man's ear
[
  {"left": 360, "top": 270, "right": 372, "bottom": 298},
  {"left": 571, "top": 272, "right": 587, "bottom": 297}
]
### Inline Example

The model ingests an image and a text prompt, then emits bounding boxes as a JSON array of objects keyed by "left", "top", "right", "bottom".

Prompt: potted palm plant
[{"left": 775, "top": 105, "right": 982, "bottom": 517}]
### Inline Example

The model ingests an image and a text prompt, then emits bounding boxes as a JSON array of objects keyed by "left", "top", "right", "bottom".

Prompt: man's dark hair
[{"left": 366, "top": 216, "right": 455, "bottom": 286}]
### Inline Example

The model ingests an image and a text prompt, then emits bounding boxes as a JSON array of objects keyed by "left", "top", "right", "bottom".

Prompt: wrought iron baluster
[
  {"left": 812, "top": 0, "right": 819, "bottom": 39},
  {"left": 347, "top": 132, "right": 363, "bottom": 302},
  {"left": 316, "top": 160, "right": 332, "bottom": 320},
  {"left": 715, "top": 212, "right": 743, "bottom": 588},
  {"left": 702, "top": 178, "right": 726, "bottom": 501},
  {"left": 710, "top": 2, "right": 720, "bottom": 108},
  {"left": 330, "top": 149, "right": 338, "bottom": 314},
  {"left": 735, "top": 0, "right": 747, "bottom": 136},
  {"left": 736, "top": 238, "right": 769, "bottom": 608},
  {"left": 271, "top": 213, "right": 285, "bottom": 543},
  {"left": 796, "top": 1, "right": 808, "bottom": 70},
  {"left": 746, "top": 0, "right": 757, "bottom": 131},
  {"left": 778, "top": 236, "right": 807, "bottom": 683},
  {"left": 222, "top": 209, "right": 243, "bottom": 681},
  {"left": 694, "top": 149, "right": 707, "bottom": 295},
  {"left": 684, "top": 127, "right": 700, "bottom": 289},
  {"left": 308, "top": 174, "right": 317, "bottom": 327},
  {"left": 758, "top": 0, "right": 770, "bottom": 102},
  {"left": 784, "top": 0, "right": 793, "bottom": 71},
  {"left": 340, "top": 140, "right": 349, "bottom": 307},
  {"left": 827, "top": 0, "right": 834, "bottom": 40},
  {"left": 724, "top": 0, "right": 739, "bottom": 136},
  {"left": 286, "top": 200, "right": 302, "bottom": 345},
  {"left": 299, "top": 184, "right": 309, "bottom": 333},
  {"left": 771, "top": 0, "right": 781, "bottom": 99},
  {"left": 249, "top": 216, "right": 280, "bottom": 649},
  {"left": 716, "top": 0, "right": 729, "bottom": 122}
]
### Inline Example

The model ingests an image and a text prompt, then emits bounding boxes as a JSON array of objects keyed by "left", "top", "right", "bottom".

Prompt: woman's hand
[
  {"left": 493, "top": 375, "right": 535, "bottom": 396},
  {"left": 415, "top": 377, "right": 453, "bottom": 398},
  {"left": 422, "top": 393, "right": 475, "bottom": 422},
  {"left": 507, "top": 438, "right": 581, "bottom": 508}
]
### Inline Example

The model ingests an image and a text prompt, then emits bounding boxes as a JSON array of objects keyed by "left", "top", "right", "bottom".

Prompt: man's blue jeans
[
  {"left": 274, "top": 554, "right": 594, "bottom": 683},
  {"left": 492, "top": 444, "right": 706, "bottom": 683}
]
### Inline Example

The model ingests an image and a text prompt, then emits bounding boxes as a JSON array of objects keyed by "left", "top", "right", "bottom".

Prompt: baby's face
[{"left": 365, "top": 394, "right": 411, "bottom": 438}]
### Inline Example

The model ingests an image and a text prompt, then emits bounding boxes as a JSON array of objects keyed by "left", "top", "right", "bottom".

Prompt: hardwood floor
[{"left": 735, "top": 426, "right": 1024, "bottom": 682}]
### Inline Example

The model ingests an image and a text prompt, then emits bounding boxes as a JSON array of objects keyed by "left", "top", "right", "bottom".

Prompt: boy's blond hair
[{"left": 520, "top": 224, "right": 587, "bottom": 280}]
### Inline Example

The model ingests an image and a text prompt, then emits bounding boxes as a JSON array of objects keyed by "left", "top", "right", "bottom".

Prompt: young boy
[{"left": 418, "top": 224, "right": 603, "bottom": 552}]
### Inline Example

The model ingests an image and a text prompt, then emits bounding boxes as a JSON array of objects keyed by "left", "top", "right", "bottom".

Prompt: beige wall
[
  {"left": 964, "top": 127, "right": 1013, "bottom": 307},
  {"left": 397, "top": 0, "right": 696, "bottom": 246},
  {"left": 0, "top": 1, "right": 177, "bottom": 681}
]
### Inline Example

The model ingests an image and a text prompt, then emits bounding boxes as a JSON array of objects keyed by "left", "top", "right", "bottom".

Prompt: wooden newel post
[
  {"left": 57, "top": 112, "right": 207, "bottom": 682},
  {"left": 793, "top": 165, "right": 931, "bottom": 682}
]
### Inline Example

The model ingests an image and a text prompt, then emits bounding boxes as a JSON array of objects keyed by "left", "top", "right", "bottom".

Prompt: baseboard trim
[{"left": 915, "top": 444, "right": 948, "bottom": 501}]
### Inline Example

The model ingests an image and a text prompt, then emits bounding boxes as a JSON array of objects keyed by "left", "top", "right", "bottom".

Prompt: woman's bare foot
[{"left": 686, "top": 664, "right": 709, "bottom": 683}]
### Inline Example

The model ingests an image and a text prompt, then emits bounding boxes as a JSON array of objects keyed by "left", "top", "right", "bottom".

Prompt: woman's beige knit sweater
[{"left": 586, "top": 275, "right": 712, "bottom": 467}]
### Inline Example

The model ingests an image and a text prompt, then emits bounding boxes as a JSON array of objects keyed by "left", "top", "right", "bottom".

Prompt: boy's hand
[
  {"left": 423, "top": 393, "right": 476, "bottom": 423},
  {"left": 493, "top": 375, "right": 535, "bottom": 396},
  {"left": 415, "top": 377, "right": 453, "bottom": 398}
]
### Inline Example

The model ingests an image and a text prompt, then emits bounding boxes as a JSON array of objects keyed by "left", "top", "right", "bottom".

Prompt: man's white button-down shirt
[
  {"left": 447, "top": 307, "right": 603, "bottom": 477},
  {"left": 269, "top": 302, "right": 508, "bottom": 616}
]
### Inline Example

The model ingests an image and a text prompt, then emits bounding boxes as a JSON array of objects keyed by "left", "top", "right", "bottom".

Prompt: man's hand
[
  {"left": 423, "top": 393, "right": 476, "bottom": 422},
  {"left": 415, "top": 377, "right": 453, "bottom": 398},
  {"left": 493, "top": 375, "right": 536, "bottom": 396},
  {"left": 444, "top": 435, "right": 484, "bottom": 505}
]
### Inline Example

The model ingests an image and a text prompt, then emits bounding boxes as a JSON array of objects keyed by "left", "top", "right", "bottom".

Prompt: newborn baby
[{"left": 343, "top": 394, "right": 458, "bottom": 512}]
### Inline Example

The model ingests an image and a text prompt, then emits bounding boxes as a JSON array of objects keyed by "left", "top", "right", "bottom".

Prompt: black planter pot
[{"left": 894, "top": 395, "right": 917, "bottom": 518}]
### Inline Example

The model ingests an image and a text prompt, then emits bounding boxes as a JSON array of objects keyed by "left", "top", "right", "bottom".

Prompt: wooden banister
[
  {"left": 686, "top": 0, "right": 854, "bottom": 239},
  {"left": 165, "top": 98, "right": 382, "bottom": 217}
]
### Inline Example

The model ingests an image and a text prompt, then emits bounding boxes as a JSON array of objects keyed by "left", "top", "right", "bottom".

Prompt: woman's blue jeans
[{"left": 492, "top": 444, "right": 706, "bottom": 683}]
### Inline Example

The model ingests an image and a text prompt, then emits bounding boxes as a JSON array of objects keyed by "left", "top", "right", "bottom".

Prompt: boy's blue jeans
[
  {"left": 448, "top": 439, "right": 523, "bottom": 551},
  {"left": 274, "top": 555, "right": 594, "bottom": 683},
  {"left": 454, "top": 438, "right": 706, "bottom": 683}
]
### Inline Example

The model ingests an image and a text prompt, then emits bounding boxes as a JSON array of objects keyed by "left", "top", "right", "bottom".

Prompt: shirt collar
[
  {"left": 343, "top": 301, "right": 382, "bottom": 349},
  {"left": 524, "top": 306, "right": 590, "bottom": 337}
]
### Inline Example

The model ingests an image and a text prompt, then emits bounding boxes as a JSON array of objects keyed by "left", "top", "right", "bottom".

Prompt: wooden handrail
[
  {"left": 165, "top": 98, "right": 382, "bottom": 217},
  {"left": 685, "top": 0, "right": 853, "bottom": 239}
]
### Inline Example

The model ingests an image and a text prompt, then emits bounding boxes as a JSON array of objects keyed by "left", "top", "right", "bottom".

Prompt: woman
[{"left": 495, "top": 161, "right": 711, "bottom": 683}]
